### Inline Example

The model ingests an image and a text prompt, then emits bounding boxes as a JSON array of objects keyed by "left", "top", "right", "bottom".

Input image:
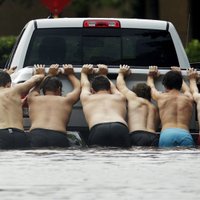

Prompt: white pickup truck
[{"left": 5, "top": 17, "right": 198, "bottom": 143}]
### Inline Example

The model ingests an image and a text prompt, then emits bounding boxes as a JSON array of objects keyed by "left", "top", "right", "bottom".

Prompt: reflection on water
[{"left": 0, "top": 147, "right": 200, "bottom": 200}]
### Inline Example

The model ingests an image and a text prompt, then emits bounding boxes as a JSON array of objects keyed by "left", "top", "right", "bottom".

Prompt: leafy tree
[
  {"left": 0, "top": 36, "right": 16, "bottom": 67},
  {"left": 185, "top": 39, "right": 200, "bottom": 63},
  {"left": 0, "top": 0, "right": 145, "bottom": 18},
  {"left": 0, "top": 0, "right": 34, "bottom": 7},
  {"left": 70, "top": 0, "right": 134, "bottom": 17}
]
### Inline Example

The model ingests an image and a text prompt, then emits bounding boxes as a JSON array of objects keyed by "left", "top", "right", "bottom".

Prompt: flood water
[{"left": 1, "top": 147, "right": 200, "bottom": 200}]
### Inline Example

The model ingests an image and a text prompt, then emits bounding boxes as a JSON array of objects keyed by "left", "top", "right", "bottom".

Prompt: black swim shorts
[
  {"left": 88, "top": 122, "right": 130, "bottom": 148},
  {"left": 29, "top": 128, "right": 70, "bottom": 148},
  {"left": 0, "top": 128, "right": 29, "bottom": 149},
  {"left": 130, "top": 130, "right": 159, "bottom": 147}
]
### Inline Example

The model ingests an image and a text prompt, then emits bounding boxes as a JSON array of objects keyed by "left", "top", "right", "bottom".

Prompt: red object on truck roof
[{"left": 41, "top": 0, "right": 71, "bottom": 17}]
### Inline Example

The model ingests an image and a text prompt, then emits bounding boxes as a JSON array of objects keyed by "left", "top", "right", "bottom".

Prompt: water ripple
[{"left": 0, "top": 147, "right": 200, "bottom": 199}]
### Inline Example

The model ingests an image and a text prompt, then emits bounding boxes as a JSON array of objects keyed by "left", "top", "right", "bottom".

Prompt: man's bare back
[
  {"left": 0, "top": 71, "right": 44, "bottom": 130},
  {"left": 0, "top": 88, "right": 24, "bottom": 129},
  {"left": 116, "top": 65, "right": 160, "bottom": 147},
  {"left": 29, "top": 95, "right": 73, "bottom": 132},
  {"left": 157, "top": 92, "right": 193, "bottom": 130},
  {"left": 80, "top": 64, "right": 127, "bottom": 129},
  {"left": 147, "top": 66, "right": 193, "bottom": 131},
  {"left": 82, "top": 92, "right": 127, "bottom": 129},
  {"left": 147, "top": 66, "right": 194, "bottom": 147},
  {"left": 0, "top": 68, "right": 44, "bottom": 149},
  {"left": 28, "top": 64, "right": 81, "bottom": 133},
  {"left": 116, "top": 64, "right": 159, "bottom": 133},
  {"left": 127, "top": 97, "right": 158, "bottom": 132},
  {"left": 80, "top": 64, "right": 130, "bottom": 147},
  {"left": 188, "top": 67, "right": 200, "bottom": 145}
]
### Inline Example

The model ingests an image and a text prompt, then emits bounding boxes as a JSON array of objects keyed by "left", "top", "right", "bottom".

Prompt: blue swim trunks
[{"left": 159, "top": 128, "right": 195, "bottom": 148}]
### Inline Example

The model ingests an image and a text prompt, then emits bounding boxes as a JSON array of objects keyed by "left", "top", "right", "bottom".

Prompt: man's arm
[
  {"left": 109, "top": 79, "right": 122, "bottom": 95},
  {"left": 171, "top": 66, "right": 193, "bottom": 99},
  {"left": 187, "top": 67, "right": 200, "bottom": 101},
  {"left": 14, "top": 65, "right": 45, "bottom": 95},
  {"left": 28, "top": 64, "right": 46, "bottom": 98},
  {"left": 3, "top": 66, "right": 17, "bottom": 75},
  {"left": 62, "top": 64, "right": 81, "bottom": 104},
  {"left": 116, "top": 64, "right": 137, "bottom": 99},
  {"left": 28, "top": 64, "right": 60, "bottom": 101},
  {"left": 80, "top": 64, "right": 93, "bottom": 101},
  {"left": 147, "top": 66, "right": 161, "bottom": 101}
]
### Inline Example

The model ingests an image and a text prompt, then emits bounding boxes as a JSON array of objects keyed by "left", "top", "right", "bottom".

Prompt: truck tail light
[{"left": 83, "top": 20, "right": 120, "bottom": 28}]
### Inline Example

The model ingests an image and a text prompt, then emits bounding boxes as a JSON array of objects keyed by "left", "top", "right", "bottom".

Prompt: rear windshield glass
[{"left": 24, "top": 28, "right": 178, "bottom": 68}]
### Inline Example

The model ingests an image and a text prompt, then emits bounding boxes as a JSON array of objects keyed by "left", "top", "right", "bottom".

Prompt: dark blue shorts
[
  {"left": 130, "top": 130, "right": 159, "bottom": 146},
  {"left": 29, "top": 128, "right": 70, "bottom": 148},
  {"left": 88, "top": 122, "right": 130, "bottom": 148},
  {"left": 0, "top": 128, "right": 29, "bottom": 149}
]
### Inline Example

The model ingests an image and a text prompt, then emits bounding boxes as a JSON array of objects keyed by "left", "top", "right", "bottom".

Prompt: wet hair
[
  {"left": 162, "top": 71, "right": 182, "bottom": 90},
  {"left": 0, "top": 71, "right": 11, "bottom": 87},
  {"left": 40, "top": 76, "right": 62, "bottom": 95},
  {"left": 91, "top": 75, "right": 111, "bottom": 92},
  {"left": 132, "top": 83, "right": 151, "bottom": 101}
]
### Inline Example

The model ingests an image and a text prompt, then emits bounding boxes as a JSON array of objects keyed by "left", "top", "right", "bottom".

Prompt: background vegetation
[
  {"left": 185, "top": 39, "right": 200, "bottom": 64},
  {"left": 0, "top": 36, "right": 16, "bottom": 67},
  {"left": 0, "top": 0, "right": 199, "bottom": 67},
  {"left": 0, "top": 0, "right": 143, "bottom": 18}
]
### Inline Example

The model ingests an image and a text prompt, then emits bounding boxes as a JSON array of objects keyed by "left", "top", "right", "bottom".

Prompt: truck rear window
[{"left": 24, "top": 28, "right": 178, "bottom": 68}]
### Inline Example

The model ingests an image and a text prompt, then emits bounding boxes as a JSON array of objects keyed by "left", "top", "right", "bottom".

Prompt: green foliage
[
  {"left": 0, "top": 0, "right": 34, "bottom": 7},
  {"left": 0, "top": 0, "right": 136, "bottom": 17},
  {"left": 0, "top": 36, "right": 16, "bottom": 67},
  {"left": 70, "top": 0, "right": 133, "bottom": 17},
  {"left": 185, "top": 39, "right": 200, "bottom": 63}
]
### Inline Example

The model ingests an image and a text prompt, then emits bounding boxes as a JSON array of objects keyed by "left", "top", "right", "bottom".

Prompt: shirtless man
[
  {"left": 147, "top": 66, "right": 194, "bottom": 147},
  {"left": 0, "top": 67, "right": 44, "bottom": 149},
  {"left": 28, "top": 64, "right": 81, "bottom": 148},
  {"left": 187, "top": 67, "right": 200, "bottom": 145},
  {"left": 116, "top": 65, "right": 160, "bottom": 146},
  {"left": 80, "top": 64, "right": 130, "bottom": 147}
]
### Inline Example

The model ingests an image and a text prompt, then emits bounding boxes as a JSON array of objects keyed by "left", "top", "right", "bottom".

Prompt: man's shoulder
[
  {"left": 138, "top": 98, "right": 156, "bottom": 109},
  {"left": 158, "top": 93, "right": 193, "bottom": 106},
  {"left": 132, "top": 96, "right": 146, "bottom": 104},
  {"left": 194, "top": 93, "right": 200, "bottom": 101},
  {"left": 1, "top": 87, "right": 18, "bottom": 96},
  {"left": 30, "top": 95, "right": 64, "bottom": 100},
  {"left": 84, "top": 93, "right": 123, "bottom": 101},
  {"left": 179, "top": 93, "right": 193, "bottom": 101},
  {"left": 156, "top": 93, "right": 176, "bottom": 105},
  {"left": 111, "top": 93, "right": 127, "bottom": 101}
]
